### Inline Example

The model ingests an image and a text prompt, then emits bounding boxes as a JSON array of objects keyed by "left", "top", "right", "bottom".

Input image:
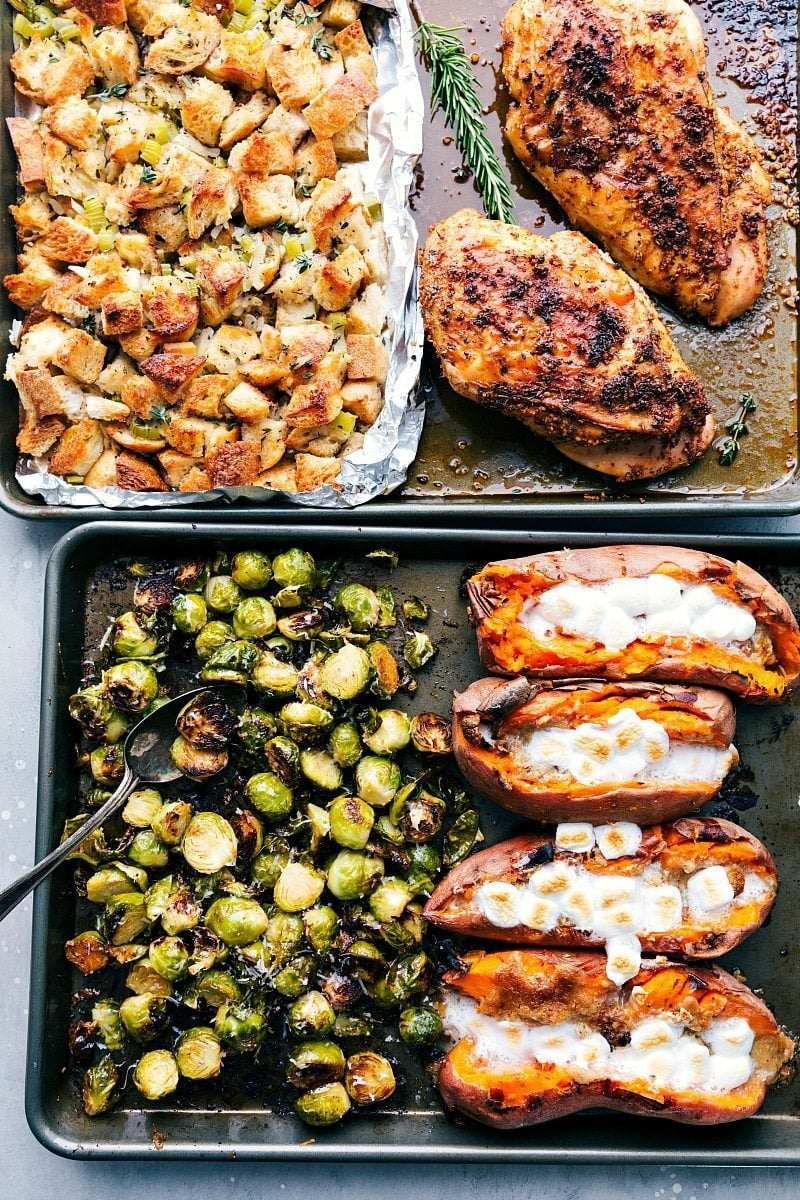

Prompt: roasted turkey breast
[
  {"left": 501, "top": 0, "right": 771, "bottom": 326},
  {"left": 419, "top": 209, "right": 714, "bottom": 480}
]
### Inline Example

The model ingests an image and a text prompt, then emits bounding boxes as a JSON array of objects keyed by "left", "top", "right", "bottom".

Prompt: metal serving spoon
[{"left": 0, "top": 684, "right": 244, "bottom": 923}]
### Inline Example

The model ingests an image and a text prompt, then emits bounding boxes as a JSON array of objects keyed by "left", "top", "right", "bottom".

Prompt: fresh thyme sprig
[
  {"left": 415, "top": 21, "right": 515, "bottom": 225},
  {"left": 718, "top": 392, "right": 757, "bottom": 466}
]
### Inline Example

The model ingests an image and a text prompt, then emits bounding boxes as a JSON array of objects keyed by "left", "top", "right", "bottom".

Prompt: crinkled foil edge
[{"left": 15, "top": 0, "right": 424, "bottom": 511}]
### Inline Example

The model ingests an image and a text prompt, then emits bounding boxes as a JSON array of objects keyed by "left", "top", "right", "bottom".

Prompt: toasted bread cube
[
  {"left": 303, "top": 69, "right": 376, "bottom": 139},
  {"left": 204, "top": 422, "right": 239, "bottom": 456},
  {"left": 140, "top": 351, "right": 206, "bottom": 396},
  {"left": 281, "top": 322, "right": 334, "bottom": 371},
  {"left": 101, "top": 100, "right": 152, "bottom": 164},
  {"left": 333, "top": 205, "right": 371, "bottom": 252},
  {"left": 15, "top": 366, "right": 64, "bottom": 420},
  {"left": 266, "top": 45, "right": 324, "bottom": 111},
  {"left": 295, "top": 136, "right": 338, "bottom": 188},
  {"left": 4, "top": 257, "right": 61, "bottom": 310},
  {"left": 84, "top": 447, "right": 119, "bottom": 489},
  {"left": 346, "top": 333, "right": 387, "bottom": 382},
  {"left": 321, "top": 0, "right": 361, "bottom": 25},
  {"left": 263, "top": 104, "right": 310, "bottom": 149},
  {"left": 331, "top": 112, "right": 368, "bottom": 161},
  {"left": 275, "top": 299, "right": 316, "bottom": 328},
  {"left": 313, "top": 244, "right": 368, "bottom": 311},
  {"left": 119, "top": 329, "right": 163, "bottom": 362},
  {"left": 259, "top": 460, "right": 296, "bottom": 492},
  {"left": 120, "top": 374, "right": 162, "bottom": 419},
  {"left": 86, "top": 26, "right": 140, "bottom": 85},
  {"left": 240, "top": 358, "right": 289, "bottom": 388},
  {"left": 181, "top": 78, "right": 236, "bottom": 147},
  {"left": 224, "top": 381, "right": 272, "bottom": 422},
  {"left": 271, "top": 254, "right": 323, "bottom": 304},
  {"left": 143, "top": 276, "right": 199, "bottom": 342},
  {"left": 10, "top": 41, "right": 94, "bottom": 107},
  {"left": 340, "top": 379, "right": 382, "bottom": 425},
  {"left": 236, "top": 173, "right": 299, "bottom": 229},
  {"left": 253, "top": 419, "right": 287, "bottom": 469},
  {"left": 6, "top": 118, "right": 45, "bottom": 191},
  {"left": 101, "top": 291, "right": 144, "bottom": 337},
  {"left": 144, "top": 5, "right": 221, "bottom": 74},
  {"left": 116, "top": 449, "right": 168, "bottom": 491},
  {"left": 295, "top": 452, "right": 341, "bottom": 491},
  {"left": 138, "top": 207, "right": 189, "bottom": 256},
  {"left": 158, "top": 448, "right": 202, "bottom": 488},
  {"left": 43, "top": 97, "right": 99, "bottom": 151},
  {"left": 96, "top": 354, "right": 137, "bottom": 396},
  {"left": 53, "top": 330, "right": 107, "bottom": 384},
  {"left": 231, "top": 130, "right": 295, "bottom": 176},
  {"left": 49, "top": 418, "right": 106, "bottom": 477},
  {"left": 86, "top": 394, "right": 131, "bottom": 422},
  {"left": 182, "top": 373, "right": 233, "bottom": 419},
  {"left": 17, "top": 412, "right": 65, "bottom": 456},
  {"left": 242, "top": 232, "right": 282, "bottom": 292},
  {"left": 205, "top": 324, "right": 261, "bottom": 373},
  {"left": 203, "top": 31, "right": 267, "bottom": 91},
  {"left": 195, "top": 246, "right": 246, "bottom": 326},
  {"left": 126, "top": 0, "right": 161, "bottom": 31},
  {"left": 187, "top": 167, "right": 238, "bottom": 240},
  {"left": 166, "top": 415, "right": 212, "bottom": 458},
  {"left": 284, "top": 349, "right": 346, "bottom": 428},
  {"left": 116, "top": 233, "right": 160, "bottom": 275},
  {"left": 73, "top": 0, "right": 127, "bottom": 23},
  {"left": 206, "top": 439, "right": 260, "bottom": 487},
  {"left": 219, "top": 93, "right": 274, "bottom": 150},
  {"left": 307, "top": 179, "right": 353, "bottom": 253},
  {"left": 37, "top": 217, "right": 99, "bottom": 265},
  {"left": 10, "top": 194, "right": 51, "bottom": 243},
  {"left": 346, "top": 282, "right": 385, "bottom": 335},
  {"left": 333, "top": 20, "right": 375, "bottom": 86},
  {"left": 178, "top": 466, "right": 212, "bottom": 492}
]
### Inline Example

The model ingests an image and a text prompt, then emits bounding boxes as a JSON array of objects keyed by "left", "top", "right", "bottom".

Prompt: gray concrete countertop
[{"left": 2, "top": 508, "right": 799, "bottom": 1199}]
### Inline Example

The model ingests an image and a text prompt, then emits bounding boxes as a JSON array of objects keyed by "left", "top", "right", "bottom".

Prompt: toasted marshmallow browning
[
  {"left": 522, "top": 576, "right": 757, "bottom": 652},
  {"left": 441, "top": 994, "right": 756, "bottom": 1094}
]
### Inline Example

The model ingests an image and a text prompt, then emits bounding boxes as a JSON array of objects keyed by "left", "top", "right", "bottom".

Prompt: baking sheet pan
[
  {"left": 25, "top": 522, "right": 800, "bottom": 1161},
  {"left": 0, "top": 0, "right": 797, "bottom": 520}
]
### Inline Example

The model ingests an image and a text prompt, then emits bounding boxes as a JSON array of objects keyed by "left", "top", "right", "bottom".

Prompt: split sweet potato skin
[
  {"left": 423, "top": 818, "right": 778, "bottom": 957},
  {"left": 466, "top": 545, "right": 800, "bottom": 702},
  {"left": 452, "top": 677, "right": 738, "bottom": 824},
  {"left": 437, "top": 949, "right": 795, "bottom": 1129}
]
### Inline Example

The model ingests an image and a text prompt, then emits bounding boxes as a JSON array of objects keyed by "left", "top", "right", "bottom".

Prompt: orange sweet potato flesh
[
  {"left": 466, "top": 545, "right": 800, "bottom": 702},
  {"left": 452, "top": 677, "right": 737, "bottom": 823},
  {"left": 424, "top": 817, "right": 777, "bottom": 957},
  {"left": 438, "top": 949, "right": 795, "bottom": 1129}
]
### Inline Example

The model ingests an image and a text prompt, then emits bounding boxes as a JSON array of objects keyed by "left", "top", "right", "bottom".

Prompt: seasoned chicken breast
[
  {"left": 419, "top": 209, "right": 714, "bottom": 481},
  {"left": 501, "top": 0, "right": 771, "bottom": 326}
]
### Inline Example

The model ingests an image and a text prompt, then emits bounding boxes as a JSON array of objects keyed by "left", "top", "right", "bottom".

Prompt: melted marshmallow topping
[
  {"left": 442, "top": 993, "right": 756, "bottom": 1093},
  {"left": 515, "top": 706, "right": 736, "bottom": 786},
  {"left": 521, "top": 576, "right": 757, "bottom": 653}
]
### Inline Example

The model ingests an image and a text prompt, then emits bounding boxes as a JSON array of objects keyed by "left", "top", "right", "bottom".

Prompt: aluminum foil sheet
[{"left": 15, "top": 0, "right": 424, "bottom": 511}]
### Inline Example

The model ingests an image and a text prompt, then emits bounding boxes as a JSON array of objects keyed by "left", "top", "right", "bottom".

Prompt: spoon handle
[{"left": 0, "top": 764, "right": 139, "bottom": 924}]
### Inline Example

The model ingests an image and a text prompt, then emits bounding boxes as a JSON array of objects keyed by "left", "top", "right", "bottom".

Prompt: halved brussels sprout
[
  {"left": 319, "top": 643, "right": 371, "bottom": 700},
  {"left": 237, "top": 707, "right": 277, "bottom": 756},
  {"left": 326, "top": 850, "right": 384, "bottom": 901},
  {"left": 172, "top": 591, "right": 208, "bottom": 634},
  {"left": 273, "top": 861, "right": 326, "bottom": 912},
  {"left": 363, "top": 709, "right": 411, "bottom": 756},
  {"left": 161, "top": 890, "right": 203, "bottom": 935},
  {"left": 90, "top": 743, "right": 124, "bottom": 784},
  {"left": 369, "top": 876, "right": 412, "bottom": 921},
  {"left": 295, "top": 1082, "right": 351, "bottom": 1126},
  {"left": 214, "top": 1002, "right": 266, "bottom": 1050},
  {"left": 176, "top": 692, "right": 238, "bottom": 750},
  {"left": 231, "top": 550, "right": 272, "bottom": 591},
  {"left": 181, "top": 812, "right": 238, "bottom": 874},
  {"left": 176, "top": 1026, "right": 222, "bottom": 1080},
  {"left": 229, "top": 808, "right": 264, "bottom": 861},
  {"left": 410, "top": 712, "right": 452, "bottom": 755},
  {"left": 265, "top": 735, "right": 300, "bottom": 785},
  {"left": 205, "top": 575, "right": 242, "bottom": 613},
  {"left": 300, "top": 748, "right": 343, "bottom": 791},
  {"left": 151, "top": 800, "right": 193, "bottom": 846},
  {"left": 122, "top": 788, "right": 163, "bottom": 828},
  {"left": 272, "top": 548, "right": 316, "bottom": 591},
  {"left": 104, "top": 892, "right": 151, "bottom": 945},
  {"left": 328, "top": 721, "right": 362, "bottom": 767},
  {"left": 306, "top": 802, "right": 330, "bottom": 852},
  {"left": 288, "top": 991, "right": 336, "bottom": 1038},
  {"left": 328, "top": 795, "right": 374, "bottom": 850},
  {"left": 277, "top": 609, "right": 325, "bottom": 641},
  {"left": 170, "top": 735, "right": 228, "bottom": 780},
  {"left": 103, "top": 661, "right": 159, "bottom": 713},
  {"left": 69, "top": 685, "right": 128, "bottom": 743},
  {"left": 144, "top": 875, "right": 179, "bottom": 921},
  {"left": 334, "top": 583, "right": 380, "bottom": 632},
  {"left": 367, "top": 642, "right": 401, "bottom": 699},
  {"left": 265, "top": 911, "right": 305, "bottom": 962},
  {"left": 403, "top": 631, "right": 437, "bottom": 670},
  {"left": 174, "top": 558, "right": 210, "bottom": 593},
  {"left": 390, "top": 788, "right": 446, "bottom": 843},
  {"left": 112, "top": 611, "right": 160, "bottom": 660},
  {"left": 128, "top": 829, "right": 170, "bottom": 869},
  {"left": 402, "top": 596, "right": 430, "bottom": 622},
  {"left": 287, "top": 1039, "right": 345, "bottom": 1088},
  {"left": 86, "top": 862, "right": 147, "bottom": 904},
  {"left": 197, "top": 968, "right": 242, "bottom": 1007},
  {"left": 377, "top": 586, "right": 396, "bottom": 629},
  {"left": 133, "top": 1049, "right": 179, "bottom": 1099},
  {"left": 333, "top": 1013, "right": 374, "bottom": 1040},
  {"left": 149, "top": 935, "right": 190, "bottom": 982},
  {"left": 386, "top": 951, "right": 433, "bottom": 1004},
  {"left": 119, "top": 992, "right": 167, "bottom": 1042},
  {"left": 195, "top": 620, "right": 235, "bottom": 662},
  {"left": 354, "top": 756, "right": 401, "bottom": 808},
  {"left": 92, "top": 998, "right": 125, "bottom": 1051},
  {"left": 398, "top": 1005, "right": 443, "bottom": 1048},
  {"left": 65, "top": 930, "right": 109, "bottom": 974},
  {"left": 206, "top": 897, "right": 268, "bottom": 946},
  {"left": 125, "top": 958, "right": 173, "bottom": 997},
  {"left": 275, "top": 953, "right": 315, "bottom": 997},
  {"left": 252, "top": 649, "right": 299, "bottom": 697},
  {"left": 133, "top": 574, "right": 173, "bottom": 613},
  {"left": 233, "top": 596, "right": 277, "bottom": 640},
  {"left": 245, "top": 771, "right": 294, "bottom": 821},
  {"left": 251, "top": 836, "right": 291, "bottom": 887},
  {"left": 200, "top": 639, "right": 258, "bottom": 684},
  {"left": 344, "top": 1051, "right": 396, "bottom": 1105},
  {"left": 279, "top": 701, "right": 334, "bottom": 744},
  {"left": 303, "top": 904, "right": 338, "bottom": 952},
  {"left": 82, "top": 1054, "right": 120, "bottom": 1116}
]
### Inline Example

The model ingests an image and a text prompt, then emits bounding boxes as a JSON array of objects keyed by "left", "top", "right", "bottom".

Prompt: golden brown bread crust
[
  {"left": 451, "top": 676, "right": 737, "bottom": 823},
  {"left": 467, "top": 545, "right": 800, "bottom": 701},
  {"left": 424, "top": 818, "right": 777, "bottom": 956},
  {"left": 437, "top": 950, "right": 795, "bottom": 1128}
]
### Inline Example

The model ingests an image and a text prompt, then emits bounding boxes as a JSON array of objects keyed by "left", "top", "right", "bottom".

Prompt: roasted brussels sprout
[
  {"left": 344, "top": 1051, "right": 396, "bottom": 1105},
  {"left": 442, "top": 808, "right": 481, "bottom": 866},
  {"left": 229, "top": 808, "right": 264, "bottom": 861},
  {"left": 237, "top": 707, "right": 277, "bottom": 755},
  {"left": 306, "top": 802, "right": 330, "bottom": 852},
  {"left": 105, "top": 892, "right": 151, "bottom": 945},
  {"left": 363, "top": 709, "right": 412, "bottom": 756},
  {"left": 82, "top": 1054, "right": 120, "bottom": 1116},
  {"left": 233, "top": 596, "right": 277, "bottom": 640},
  {"left": 354, "top": 756, "right": 401, "bottom": 808},
  {"left": 206, "top": 897, "right": 268, "bottom": 946},
  {"left": 377, "top": 586, "right": 397, "bottom": 629},
  {"left": 181, "top": 812, "right": 238, "bottom": 874},
  {"left": 65, "top": 930, "right": 109, "bottom": 974},
  {"left": 266, "top": 911, "right": 305, "bottom": 962},
  {"left": 176, "top": 1027, "right": 222, "bottom": 1080},
  {"left": 122, "top": 788, "right": 163, "bottom": 828},
  {"left": 128, "top": 829, "right": 171, "bottom": 869},
  {"left": 176, "top": 692, "right": 238, "bottom": 750},
  {"left": 161, "top": 889, "right": 203, "bottom": 935},
  {"left": 245, "top": 771, "right": 294, "bottom": 821},
  {"left": 334, "top": 583, "right": 380, "bottom": 632},
  {"left": 326, "top": 850, "right": 384, "bottom": 901},
  {"left": 386, "top": 952, "right": 433, "bottom": 1004},
  {"left": 231, "top": 550, "right": 272, "bottom": 591},
  {"left": 295, "top": 1082, "right": 351, "bottom": 1126},
  {"left": 125, "top": 958, "right": 173, "bottom": 998},
  {"left": 403, "top": 631, "right": 437, "bottom": 670},
  {"left": 149, "top": 935, "right": 190, "bottom": 981},
  {"left": 277, "top": 609, "right": 325, "bottom": 641},
  {"left": 172, "top": 591, "right": 208, "bottom": 634},
  {"left": 369, "top": 877, "right": 412, "bottom": 921},
  {"left": 103, "top": 661, "right": 159, "bottom": 713},
  {"left": 90, "top": 742, "right": 125, "bottom": 785},
  {"left": 275, "top": 953, "right": 315, "bottom": 997},
  {"left": 195, "top": 620, "right": 235, "bottom": 662},
  {"left": 200, "top": 639, "right": 258, "bottom": 685},
  {"left": 274, "top": 862, "right": 326, "bottom": 912},
  {"left": 319, "top": 643, "right": 371, "bottom": 700},
  {"left": 252, "top": 649, "right": 299, "bottom": 697},
  {"left": 410, "top": 713, "right": 452, "bottom": 755},
  {"left": 170, "top": 735, "right": 228, "bottom": 780},
  {"left": 287, "top": 1040, "right": 345, "bottom": 1088},
  {"left": 329, "top": 722, "right": 362, "bottom": 767},
  {"left": 367, "top": 642, "right": 400, "bottom": 698},
  {"left": 300, "top": 748, "right": 342, "bottom": 791},
  {"left": 151, "top": 800, "right": 193, "bottom": 846},
  {"left": 133, "top": 1049, "right": 179, "bottom": 1099},
  {"left": 119, "top": 992, "right": 167, "bottom": 1042},
  {"left": 112, "top": 611, "right": 160, "bottom": 660},
  {"left": 328, "top": 795, "right": 374, "bottom": 850},
  {"left": 279, "top": 701, "right": 334, "bottom": 745},
  {"left": 398, "top": 1005, "right": 443, "bottom": 1048},
  {"left": 265, "top": 735, "right": 301, "bottom": 784},
  {"left": 174, "top": 558, "right": 210, "bottom": 593},
  {"left": 303, "top": 905, "right": 338, "bottom": 953},
  {"left": 205, "top": 575, "right": 242, "bottom": 614},
  {"left": 402, "top": 597, "right": 430, "bottom": 622},
  {"left": 92, "top": 998, "right": 125, "bottom": 1051},
  {"left": 390, "top": 788, "right": 446, "bottom": 843},
  {"left": 272, "top": 548, "right": 316, "bottom": 591},
  {"left": 251, "top": 836, "right": 291, "bottom": 887},
  {"left": 288, "top": 991, "right": 336, "bottom": 1037},
  {"left": 197, "top": 968, "right": 242, "bottom": 1008},
  {"left": 86, "top": 863, "right": 147, "bottom": 904},
  {"left": 214, "top": 1002, "right": 266, "bottom": 1051}
]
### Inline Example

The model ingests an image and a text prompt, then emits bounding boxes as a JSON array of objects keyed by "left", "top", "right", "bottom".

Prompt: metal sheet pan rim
[{"left": 27, "top": 520, "right": 800, "bottom": 1164}]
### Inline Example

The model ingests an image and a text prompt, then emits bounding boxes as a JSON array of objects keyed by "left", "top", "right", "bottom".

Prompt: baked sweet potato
[
  {"left": 452, "top": 677, "right": 738, "bottom": 823},
  {"left": 437, "top": 949, "right": 794, "bottom": 1128},
  {"left": 466, "top": 545, "right": 800, "bottom": 701},
  {"left": 424, "top": 817, "right": 777, "bottom": 958}
]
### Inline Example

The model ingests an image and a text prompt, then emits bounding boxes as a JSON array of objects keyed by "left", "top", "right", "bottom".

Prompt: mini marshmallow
[
  {"left": 707, "top": 1054, "right": 753, "bottom": 1092},
  {"left": 641, "top": 884, "right": 684, "bottom": 932},
  {"left": 703, "top": 1017, "right": 755, "bottom": 1058},
  {"left": 686, "top": 866, "right": 735, "bottom": 915},
  {"left": 529, "top": 862, "right": 573, "bottom": 896},
  {"left": 605, "top": 934, "right": 641, "bottom": 985},
  {"left": 630, "top": 1018, "right": 681, "bottom": 1052},
  {"left": 475, "top": 882, "right": 520, "bottom": 928},
  {"left": 596, "top": 822, "right": 643, "bottom": 860},
  {"left": 555, "top": 823, "right": 596, "bottom": 854},
  {"left": 516, "top": 891, "right": 560, "bottom": 932}
]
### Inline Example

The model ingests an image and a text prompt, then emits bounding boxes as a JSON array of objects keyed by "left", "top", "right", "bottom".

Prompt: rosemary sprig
[
  {"left": 415, "top": 21, "right": 515, "bottom": 225},
  {"left": 718, "top": 392, "right": 757, "bottom": 466}
]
